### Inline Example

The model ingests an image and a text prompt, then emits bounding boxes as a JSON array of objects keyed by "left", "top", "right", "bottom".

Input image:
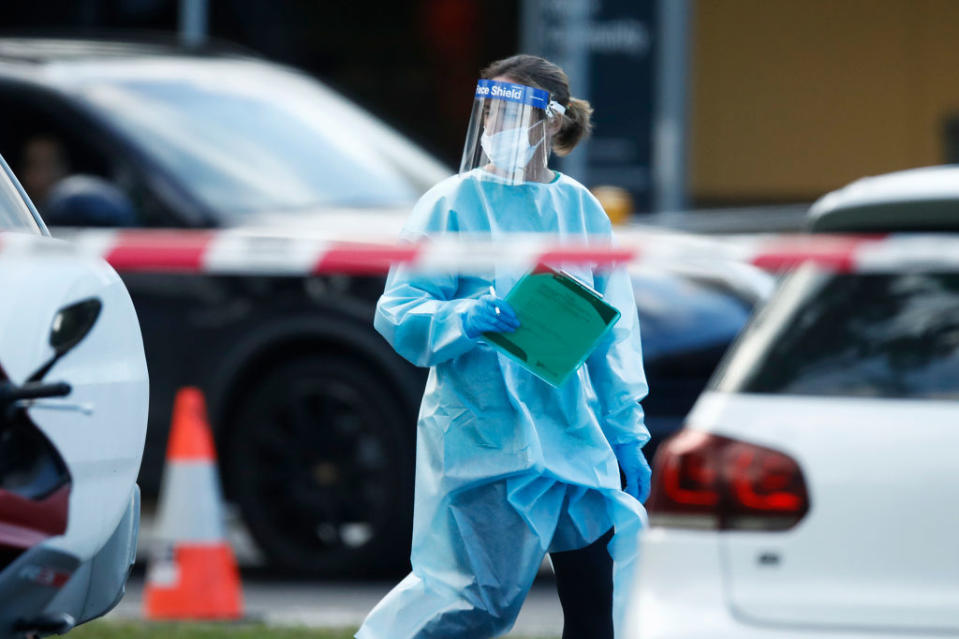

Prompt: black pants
[{"left": 549, "top": 527, "right": 615, "bottom": 639}]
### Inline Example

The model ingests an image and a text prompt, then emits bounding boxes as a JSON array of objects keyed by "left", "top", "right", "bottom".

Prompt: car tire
[{"left": 225, "top": 356, "right": 414, "bottom": 578}]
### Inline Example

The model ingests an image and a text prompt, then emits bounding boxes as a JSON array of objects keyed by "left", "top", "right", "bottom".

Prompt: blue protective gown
[{"left": 356, "top": 170, "right": 649, "bottom": 639}]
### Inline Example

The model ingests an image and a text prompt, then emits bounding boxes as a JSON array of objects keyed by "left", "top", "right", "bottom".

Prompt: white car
[
  {"left": 808, "top": 165, "right": 959, "bottom": 232},
  {"left": 0, "top": 154, "right": 148, "bottom": 637},
  {"left": 627, "top": 172, "right": 959, "bottom": 637}
]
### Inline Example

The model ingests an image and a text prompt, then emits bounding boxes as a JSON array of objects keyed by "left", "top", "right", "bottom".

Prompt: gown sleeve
[
  {"left": 373, "top": 182, "right": 479, "bottom": 368},
  {"left": 584, "top": 206, "right": 651, "bottom": 448}
]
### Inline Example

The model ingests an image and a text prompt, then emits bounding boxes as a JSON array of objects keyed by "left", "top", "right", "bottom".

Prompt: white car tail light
[{"left": 647, "top": 430, "right": 809, "bottom": 531}]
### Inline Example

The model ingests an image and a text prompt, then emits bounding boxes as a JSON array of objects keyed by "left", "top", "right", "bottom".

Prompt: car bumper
[
  {"left": 624, "top": 528, "right": 921, "bottom": 639},
  {"left": 625, "top": 528, "right": 741, "bottom": 639}
]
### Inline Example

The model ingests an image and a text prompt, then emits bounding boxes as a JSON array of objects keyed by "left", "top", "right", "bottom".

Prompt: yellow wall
[{"left": 691, "top": 0, "right": 959, "bottom": 203}]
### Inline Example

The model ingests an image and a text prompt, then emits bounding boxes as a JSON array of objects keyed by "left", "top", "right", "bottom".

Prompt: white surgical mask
[{"left": 480, "top": 124, "right": 544, "bottom": 171}]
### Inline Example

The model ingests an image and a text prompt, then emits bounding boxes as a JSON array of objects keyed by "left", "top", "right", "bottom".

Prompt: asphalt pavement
[
  {"left": 135, "top": 498, "right": 564, "bottom": 636},
  {"left": 109, "top": 575, "right": 565, "bottom": 637}
]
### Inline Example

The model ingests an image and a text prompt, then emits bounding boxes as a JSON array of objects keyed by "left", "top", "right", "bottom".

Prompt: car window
[
  {"left": 0, "top": 157, "right": 42, "bottom": 234},
  {"left": 72, "top": 61, "right": 449, "bottom": 217},
  {"left": 631, "top": 267, "right": 752, "bottom": 361},
  {"left": 712, "top": 268, "right": 959, "bottom": 400},
  {"left": 0, "top": 89, "right": 154, "bottom": 228}
]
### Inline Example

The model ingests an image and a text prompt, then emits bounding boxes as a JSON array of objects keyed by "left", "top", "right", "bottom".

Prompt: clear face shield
[{"left": 459, "top": 79, "right": 566, "bottom": 185}]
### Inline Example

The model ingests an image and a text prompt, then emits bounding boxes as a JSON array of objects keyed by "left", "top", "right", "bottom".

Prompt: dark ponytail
[
  {"left": 480, "top": 54, "right": 593, "bottom": 156},
  {"left": 553, "top": 96, "right": 593, "bottom": 156}
]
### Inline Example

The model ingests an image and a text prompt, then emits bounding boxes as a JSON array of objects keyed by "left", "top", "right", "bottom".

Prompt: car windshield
[
  {"left": 69, "top": 60, "right": 448, "bottom": 217},
  {"left": 712, "top": 267, "right": 959, "bottom": 400},
  {"left": 0, "top": 156, "right": 42, "bottom": 233}
]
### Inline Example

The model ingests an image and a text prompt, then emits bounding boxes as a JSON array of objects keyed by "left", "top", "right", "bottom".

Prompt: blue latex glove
[
  {"left": 462, "top": 294, "right": 520, "bottom": 339},
  {"left": 614, "top": 441, "right": 652, "bottom": 503}
]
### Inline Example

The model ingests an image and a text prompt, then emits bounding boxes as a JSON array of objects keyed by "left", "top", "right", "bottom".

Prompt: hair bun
[{"left": 553, "top": 97, "right": 593, "bottom": 157}]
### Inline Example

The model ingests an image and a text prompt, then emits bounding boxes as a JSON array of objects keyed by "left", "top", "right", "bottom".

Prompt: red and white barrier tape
[{"left": 2, "top": 229, "right": 959, "bottom": 274}]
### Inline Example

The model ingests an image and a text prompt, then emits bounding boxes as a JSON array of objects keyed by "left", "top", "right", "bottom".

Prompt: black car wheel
[{"left": 226, "top": 356, "right": 413, "bottom": 577}]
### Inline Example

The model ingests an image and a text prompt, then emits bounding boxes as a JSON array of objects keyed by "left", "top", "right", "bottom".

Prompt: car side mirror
[
  {"left": 28, "top": 298, "right": 102, "bottom": 382},
  {"left": 50, "top": 299, "right": 102, "bottom": 356}
]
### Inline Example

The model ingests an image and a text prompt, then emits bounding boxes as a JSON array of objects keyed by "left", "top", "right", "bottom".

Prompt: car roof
[
  {"left": 0, "top": 36, "right": 248, "bottom": 65},
  {"left": 0, "top": 36, "right": 253, "bottom": 85},
  {"left": 808, "top": 165, "right": 959, "bottom": 232}
]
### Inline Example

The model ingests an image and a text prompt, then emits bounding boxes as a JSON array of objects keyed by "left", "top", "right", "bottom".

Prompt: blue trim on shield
[{"left": 475, "top": 79, "right": 549, "bottom": 110}]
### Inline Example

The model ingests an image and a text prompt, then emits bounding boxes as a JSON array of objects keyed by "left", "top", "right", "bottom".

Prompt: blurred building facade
[
  {"left": 691, "top": 0, "right": 959, "bottom": 206},
  {"left": 4, "top": 0, "right": 959, "bottom": 211}
]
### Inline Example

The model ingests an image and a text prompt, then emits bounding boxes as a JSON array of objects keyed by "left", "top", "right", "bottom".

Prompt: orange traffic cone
[{"left": 143, "top": 387, "right": 243, "bottom": 619}]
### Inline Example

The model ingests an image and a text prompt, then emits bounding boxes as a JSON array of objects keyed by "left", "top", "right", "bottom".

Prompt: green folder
[{"left": 482, "top": 266, "right": 621, "bottom": 386}]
